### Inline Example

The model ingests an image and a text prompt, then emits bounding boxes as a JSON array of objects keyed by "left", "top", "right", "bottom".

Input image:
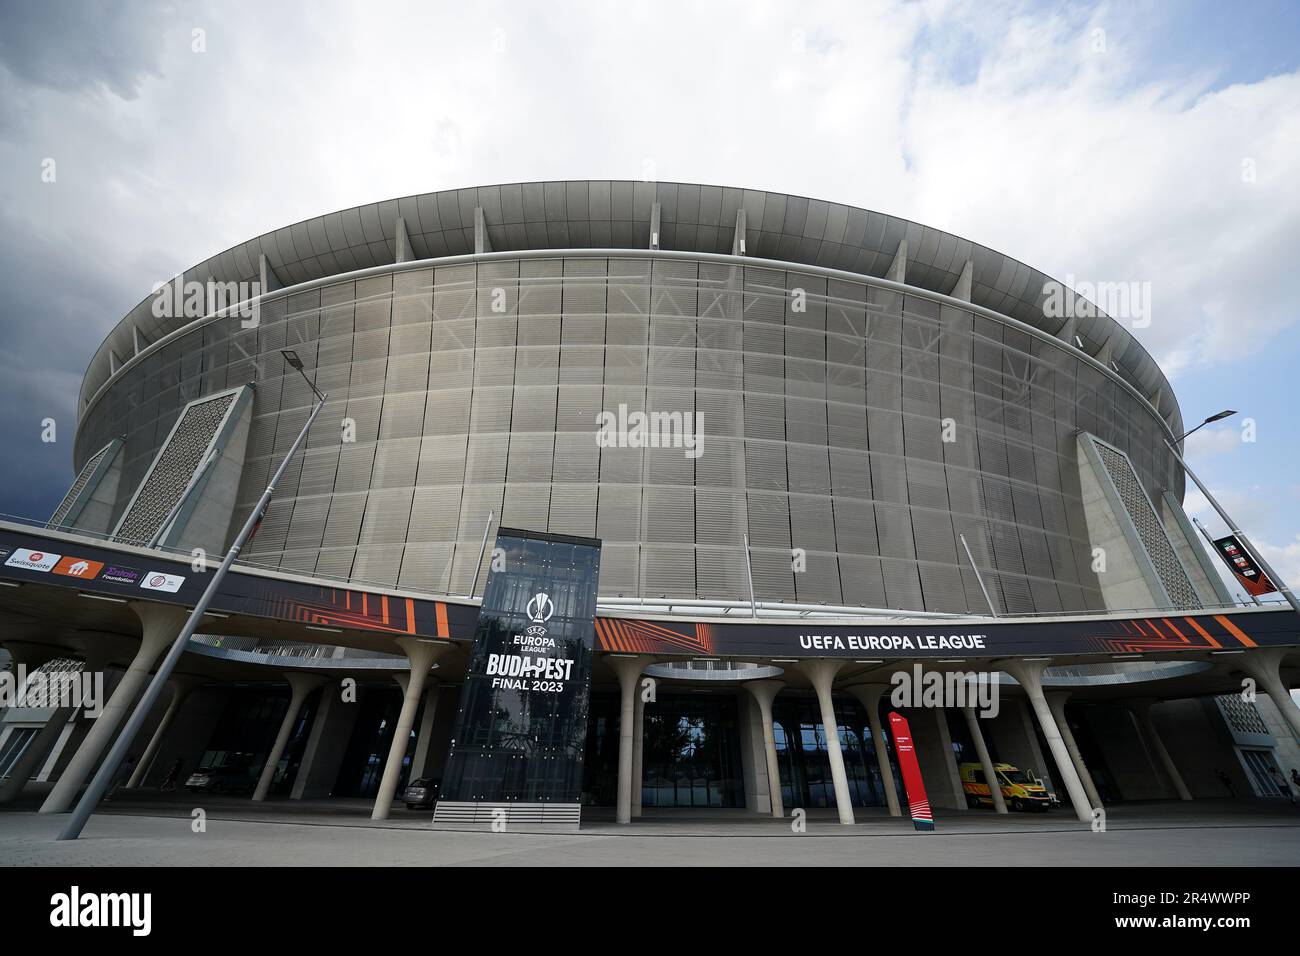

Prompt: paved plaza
[{"left": 0, "top": 795, "right": 1296, "bottom": 866}]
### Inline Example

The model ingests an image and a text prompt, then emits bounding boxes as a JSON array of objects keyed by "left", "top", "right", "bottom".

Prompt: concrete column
[
  {"left": 0, "top": 706, "right": 76, "bottom": 804},
  {"left": 127, "top": 674, "right": 200, "bottom": 789},
  {"left": 40, "top": 603, "right": 188, "bottom": 814},
  {"left": 932, "top": 707, "right": 967, "bottom": 808},
  {"left": 371, "top": 638, "right": 447, "bottom": 820},
  {"left": 962, "top": 705, "right": 1008, "bottom": 813},
  {"left": 632, "top": 680, "right": 646, "bottom": 818},
  {"left": 1046, "top": 691, "right": 1104, "bottom": 809},
  {"left": 291, "top": 681, "right": 360, "bottom": 800},
  {"left": 608, "top": 655, "right": 653, "bottom": 824},
  {"left": 743, "top": 679, "right": 786, "bottom": 818},
  {"left": 799, "top": 659, "right": 854, "bottom": 824},
  {"left": 1001, "top": 660, "right": 1093, "bottom": 823},
  {"left": 252, "top": 673, "right": 326, "bottom": 802},
  {"left": 1239, "top": 649, "right": 1300, "bottom": 744},
  {"left": 846, "top": 684, "right": 900, "bottom": 817},
  {"left": 1129, "top": 698, "right": 1192, "bottom": 801},
  {"left": 409, "top": 682, "right": 441, "bottom": 781}
]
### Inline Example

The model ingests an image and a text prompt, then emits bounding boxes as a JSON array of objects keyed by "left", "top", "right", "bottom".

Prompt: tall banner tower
[{"left": 435, "top": 528, "right": 601, "bottom": 830}]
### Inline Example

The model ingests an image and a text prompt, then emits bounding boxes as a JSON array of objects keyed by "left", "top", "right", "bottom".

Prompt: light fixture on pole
[
  {"left": 1172, "top": 408, "right": 1236, "bottom": 444},
  {"left": 58, "top": 351, "right": 328, "bottom": 841},
  {"left": 1163, "top": 410, "right": 1299, "bottom": 614}
]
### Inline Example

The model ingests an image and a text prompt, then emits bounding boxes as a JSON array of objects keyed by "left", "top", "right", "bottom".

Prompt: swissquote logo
[
  {"left": 50, "top": 886, "right": 151, "bottom": 936},
  {"left": 525, "top": 591, "right": 554, "bottom": 638},
  {"left": 4, "top": 548, "right": 61, "bottom": 572}
]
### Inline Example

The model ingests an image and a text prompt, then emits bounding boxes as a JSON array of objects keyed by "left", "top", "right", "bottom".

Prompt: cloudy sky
[{"left": 1, "top": 0, "right": 1297, "bottom": 594}]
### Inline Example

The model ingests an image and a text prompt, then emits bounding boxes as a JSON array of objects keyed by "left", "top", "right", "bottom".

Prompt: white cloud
[
  {"left": 0, "top": 0, "right": 1297, "bottom": 525},
  {"left": 1253, "top": 534, "right": 1300, "bottom": 593},
  {"left": 1184, "top": 425, "right": 1246, "bottom": 459}
]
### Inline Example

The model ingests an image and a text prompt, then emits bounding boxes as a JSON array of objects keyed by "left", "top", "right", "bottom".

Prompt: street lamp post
[
  {"left": 57, "top": 351, "right": 327, "bottom": 841},
  {"left": 1164, "top": 409, "right": 1300, "bottom": 615}
]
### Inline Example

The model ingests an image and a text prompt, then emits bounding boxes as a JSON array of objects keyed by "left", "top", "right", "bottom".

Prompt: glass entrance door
[{"left": 641, "top": 694, "right": 744, "bottom": 808}]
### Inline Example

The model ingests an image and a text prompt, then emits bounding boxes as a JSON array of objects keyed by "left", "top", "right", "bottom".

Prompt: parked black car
[
  {"left": 185, "top": 764, "right": 258, "bottom": 795},
  {"left": 402, "top": 777, "right": 440, "bottom": 810}
]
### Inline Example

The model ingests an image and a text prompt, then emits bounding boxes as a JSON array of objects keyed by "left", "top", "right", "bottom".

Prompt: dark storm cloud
[
  {"left": 0, "top": 204, "right": 137, "bottom": 521},
  {"left": 0, "top": 1, "right": 187, "bottom": 520},
  {"left": 0, "top": 0, "right": 170, "bottom": 99}
]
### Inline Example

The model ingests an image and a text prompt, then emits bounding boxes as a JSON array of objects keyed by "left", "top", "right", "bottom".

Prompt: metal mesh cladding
[
  {"left": 111, "top": 392, "right": 235, "bottom": 545},
  {"left": 1092, "top": 440, "right": 1199, "bottom": 610}
]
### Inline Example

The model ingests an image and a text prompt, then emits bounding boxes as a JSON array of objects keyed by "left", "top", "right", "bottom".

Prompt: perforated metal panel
[
  {"left": 1089, "top": 437, "right": 1200, "bottom": 610},
  {"left": 80, "top": 254, "right": 1183, "bottom": 612},
  {"left": 48, "top": 438, "right": 119, "bottom": 529},
  {"left": 112, "top": 391, "right": 237, "bottom": 545}
]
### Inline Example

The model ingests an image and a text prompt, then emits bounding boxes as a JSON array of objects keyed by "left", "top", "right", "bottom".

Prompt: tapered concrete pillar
[
  {"left": 409, "top": 682, "right": 442, "bottom": 781},
  {"left": 127, "top": 674, "right": 200, "bottom": 789},
  {"left": 1001, "top": 660, "right": 1093, "bottom": 823},
  {"left": 1046, "top": 691, "right": 1103, "bottom": 809},
  {"left": 608, "top": 655, "right": 653, "bottom": 824},
  {"left": 632, "top": 681, "right": 647, "bottom": 818},
  {"left": 846, "top": 684, "right": 901, "bottom": 817},
  {"left": 932, "top": 707, "right": 967, "bottom": 807},
  {"left": 0, "top": 706, "right": 76, "bottom": 804},
  {"left": 744, "top": 679, "right": 786, "bottom": 818},
  {"left": 799, "top": 660, "right": 854, "bottom": 824},
  {"left": 961, "top": 705, "right": 1008, "bottom": 813},
  {"left": 1239, "top": 649, "right": 1300, "bottom": 744},
  {"left": 371, "top": 638, "right": 448, "bottom": 820},
  {"left": 252, "top": 673, "right": 326, "bottom": 802},
  {"left": 40, "top": 603, "right": 188, "bottom": 814},
  {"left": 291, "top": 680, "right": 362, "bottom": 800},
  {"left": 1128, "top": 698, "right": 1191, "bottom": 801}
]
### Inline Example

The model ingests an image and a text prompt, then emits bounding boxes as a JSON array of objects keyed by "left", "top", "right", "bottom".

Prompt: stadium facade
[{"left": 2, "top": 181, "right": 1298, "bottom": 829}]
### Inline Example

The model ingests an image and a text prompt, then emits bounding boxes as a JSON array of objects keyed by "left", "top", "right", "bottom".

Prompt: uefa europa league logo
[
  {"left": 525, "top": 592, "right": 554, "bottom": 637},
  {"left": 527, "top": 592, "right": 554, "bottom": 623}
]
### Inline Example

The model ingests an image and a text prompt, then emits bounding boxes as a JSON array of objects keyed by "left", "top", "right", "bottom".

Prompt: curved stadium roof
[{"left": 79, "top": 181, "right": 1182, "bottom": 438}]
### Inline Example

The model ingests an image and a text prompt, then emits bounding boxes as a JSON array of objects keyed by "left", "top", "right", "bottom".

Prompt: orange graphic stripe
[
  {"left": 1213, "top": 615, "right": 1258, "bottom": 648},
  {"left": 1182, "top": 616, "right": 1223, "bottom": 649},
  {"left": 435, "top": 602, "right": 448, "bottom": 637},
  {"left": 1160, "top": 618, "right": 1190, "bottom": 643}
]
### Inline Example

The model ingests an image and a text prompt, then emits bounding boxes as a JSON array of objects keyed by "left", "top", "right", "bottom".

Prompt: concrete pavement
[{"left": 1, "top": 796, "right": 1297, "bottom": 866}]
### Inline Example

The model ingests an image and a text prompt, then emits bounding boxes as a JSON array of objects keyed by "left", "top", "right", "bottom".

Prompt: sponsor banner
[
  {"left": 594, "top": 607, "right": 1300, "bottom": 658},
  {"left": 4, "top": 548, "right": 61, "bottom": 572},
  {"left": 1212, "top": 534, "right": 1276, "bottom": 598},
  {"left": 52, "top": 556, "right": 103, "bottom": 580},
  {"left": 0, "top": 527, "right": 474, "bottom": 641},
  {"left": 140, "top": 572, "right": 185, "bottom": 593},
  {"left": 888, "top": 711, "right": 934, "bottom": 831},
  {"left": 101, "top": 564, "right": 144, "bottom": 585},
  {"left": 440, "top": 527, "right": 602, "bottom": 804},
  {"left": 0, "top": 526, "right": 1296, "bottom": 656}
]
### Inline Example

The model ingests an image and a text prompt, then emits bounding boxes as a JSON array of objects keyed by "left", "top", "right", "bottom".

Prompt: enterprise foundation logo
[{"left": 50, "top": 886, "right": 151, "bottom": 936}]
